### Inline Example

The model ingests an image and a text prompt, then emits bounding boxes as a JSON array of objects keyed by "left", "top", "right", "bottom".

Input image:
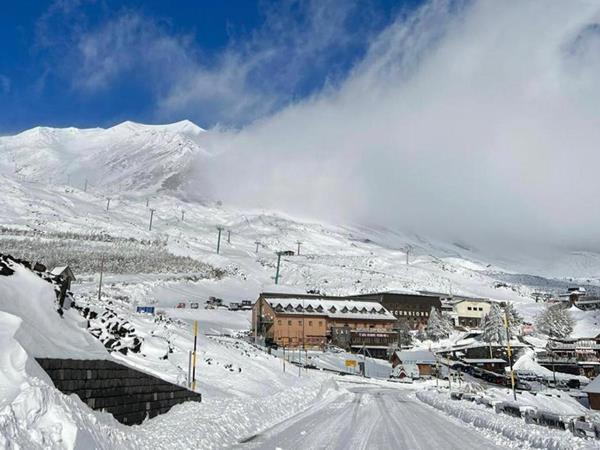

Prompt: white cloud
[
  {"left": 194, "top": 0, "right": 600, "bottom": 255},
  {"left": 50, "top": 0, "right": 373, "bottom": 125}
]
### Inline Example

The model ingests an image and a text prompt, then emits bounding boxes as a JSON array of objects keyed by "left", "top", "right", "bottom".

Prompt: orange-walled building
[{"left": 252, "top": 292, "right": 397, "bottom": 354}]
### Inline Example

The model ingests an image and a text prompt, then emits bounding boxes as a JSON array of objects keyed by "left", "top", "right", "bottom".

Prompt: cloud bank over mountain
[{"left": 195, "top": 0, "right": 600, "bottom": 257}]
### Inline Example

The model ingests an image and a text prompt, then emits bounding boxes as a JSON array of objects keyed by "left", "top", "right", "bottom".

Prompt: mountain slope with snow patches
[
  {"left": 0, "top": 120, "right": 209, "bottom": 194},
  {"left": 1, "top": 121, "right": 600, "bottom": 449}
]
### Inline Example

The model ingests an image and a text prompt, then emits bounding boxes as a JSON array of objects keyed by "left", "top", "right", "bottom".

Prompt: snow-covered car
[{"left": 325, "top": 345, "right": 345, "bottom": 353}]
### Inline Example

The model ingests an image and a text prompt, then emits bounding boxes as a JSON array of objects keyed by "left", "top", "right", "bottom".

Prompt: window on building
[
  {"left": 318, "top": 321, "right": 323, "bottom": 326},
  {"left": 298, "top": 320, "right": 302, "bottom": 325},
  {"left": 278, "top": 320, "right": 281, "bottom": 325},
  {"left": 467, "top": 307, "right": 472, "bottom": 311},
  {"left": 309, "top": 321, "right": 313, "bottom": 326},
  {"left": 288, "top": 320, "right": 292, "bottom": 326}
]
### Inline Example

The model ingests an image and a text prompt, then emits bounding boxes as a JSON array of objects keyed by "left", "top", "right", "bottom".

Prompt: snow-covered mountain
[
  {"left": 2, "top": 121, "right": 600, "bottom": 449},
  {"left": 2, "top": 119, "right": 600, "bottom": 294},
  {"left": 0, "top": 120, "right": 208, "bottom": 194}
]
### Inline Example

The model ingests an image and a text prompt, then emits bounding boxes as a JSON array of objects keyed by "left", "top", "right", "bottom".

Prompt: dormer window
[
  {"left": 295, "top": 304, "right": 304, "bottom": 312},
  {"left": 370, "top": 307, "right": 377, "bottom": 314},
  {"left": 316, "top": 305, "right": 324, "bottom": 313},
  {"left": 274, "top": 304, "right": 284, "bottom": 312},
  {"left": 285, "top": 304, "right": 294, "bottom": 312},
  {"left": 360, "top": 307, "right": 367, "bottom": 314},
  {"left": 329, "top": 306, "right": 337, "bottom": 313},
  {"left": 341, "top": 307, "right": 349, "bottom": 313},
  {"left": 305, "top": 305, "right": 314, "bottom": 312},
  {"left": 351, "top": 307, "right": 358, "bottom": 313}
]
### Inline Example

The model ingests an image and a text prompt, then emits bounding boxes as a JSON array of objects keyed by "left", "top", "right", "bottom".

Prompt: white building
[{"left": 449, "top": 298, "right": 494, "bottom": 328}]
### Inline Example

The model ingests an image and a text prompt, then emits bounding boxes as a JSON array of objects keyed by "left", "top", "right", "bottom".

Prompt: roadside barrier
[{"left": 445, "top": 390, "right": 600, "bottom": 439}]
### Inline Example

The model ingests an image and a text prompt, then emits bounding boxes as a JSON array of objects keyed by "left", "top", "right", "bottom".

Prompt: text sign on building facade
[{"left": 345, "top": 359, "right": 357, "bottom": 367}]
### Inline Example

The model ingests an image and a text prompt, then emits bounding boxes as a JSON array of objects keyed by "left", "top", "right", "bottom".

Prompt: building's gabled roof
[
  {"left": 584, "top": 374, "right": 600, "bottom": 394},
  {"left": 395, "top": 349, "right": 436, "bottom": 365},
  {"left": 264, "top": 297, "right": 395, "bottom": 321},
  {"left": 50, "top": 266, "right": 76, "bottom": 280},
  {"left": 50, "top": 266, "right": 68, "bottom": 275},
  {"left": 451, "top": 298, "right": 493, "bottom": 305}
]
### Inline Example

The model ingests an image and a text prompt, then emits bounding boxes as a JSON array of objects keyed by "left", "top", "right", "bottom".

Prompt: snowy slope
[
  {"left": 2, "top": 121, "right": 600, "bottom": 449},
  {"left": 0, "top": 120, "right": 208, "bottom": 194}
]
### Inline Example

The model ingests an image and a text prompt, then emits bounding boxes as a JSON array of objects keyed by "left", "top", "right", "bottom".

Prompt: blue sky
[{"left": 0, "top": 0, "right": 421, "bottom": 133}]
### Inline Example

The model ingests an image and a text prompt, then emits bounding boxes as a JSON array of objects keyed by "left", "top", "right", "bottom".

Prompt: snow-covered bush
[
  {"left": 536, "top": 304, "right": 574, "bottom": 339},
  {"left": 481, "top": 303, "right": 507, "bottom": 344},
  {"left": 426, "top": 307, "right": 453, "bottom": 341}
]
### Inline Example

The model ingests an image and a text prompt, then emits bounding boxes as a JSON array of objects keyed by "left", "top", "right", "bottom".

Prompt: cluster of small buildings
[
  {"left": 537, "top": 335, "right": 600, "bottom": 379},
  {"left": 537, "top": 286, "right": 600, "bottom": 311},
  {"left": 250, "top": 290, "right": 505, "bottom": 359}
]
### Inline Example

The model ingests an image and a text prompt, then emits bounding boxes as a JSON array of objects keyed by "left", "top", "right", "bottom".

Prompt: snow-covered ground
[{"left": 2, "top": 121, "right": 600, "bottom": 449}]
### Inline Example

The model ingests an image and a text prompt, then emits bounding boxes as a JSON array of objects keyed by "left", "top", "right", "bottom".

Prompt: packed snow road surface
[{"left": 238, "top": 385, "right": 503, "bottom": 450}]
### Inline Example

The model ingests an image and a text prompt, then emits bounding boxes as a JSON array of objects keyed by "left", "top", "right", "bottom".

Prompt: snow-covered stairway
[{"left": 36, "top": 358, "right": 202, "bottom": 425}]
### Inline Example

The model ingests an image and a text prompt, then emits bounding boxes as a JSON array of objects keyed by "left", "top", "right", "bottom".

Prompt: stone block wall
[{"left": 36, "top": 358, "right": 201, "bottom": 425}]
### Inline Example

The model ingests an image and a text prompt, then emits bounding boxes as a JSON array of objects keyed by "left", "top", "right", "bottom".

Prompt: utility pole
[
  {"left": 227, "top": 230, "right": 231, "bottom": 244},
  {"left": 549, "top": 342, "right": 557, "bottom": 386},
  {"left": 255, "top": 241, "right": 260, "bottom": 253},
  {"left": 362, "top": 345, "right": 367, "bottom": 378},
  {"left": 106, "top": 197, "right": 111, "bottom": 211},
  {"left": 149, "top": 208, "right": 156, "bottom": 231},
  {"left": 97, "top": 256, "right": 104, "bottom": 302},
  {"left": 405, "top": 245, "right": 411, "bottom": 265},
  {"left": 216, "top": 226, "right": 224, "bottom": 254},
  {"left": 146, "top": 198, "right": 149, "bottom": 208},
  {"left": 504, "top": 307, "right": 517, "bottom": 401},
  {"left": 84, "top": 178, "right": 88, "bottom": 192},
  {"left": 302, "top": 297, "right": 305, "bottom": 369},
  {"left": 298, "top": 330, "right": 301, "bottom": 377},
  {"left": 296, "top": 241, "right": 302, "bottom": 256},
  {"left": 181, "top": 210, "right": 185, "bottom": 222},
  {"left": 191, "top": 321, "right": 198, "bottom": 391},
  {"left": 275, "top": 251, "right": 284, "bottom": 284},
  {"left": 435, "top": 353, "right": 440, "bottom": 388}
]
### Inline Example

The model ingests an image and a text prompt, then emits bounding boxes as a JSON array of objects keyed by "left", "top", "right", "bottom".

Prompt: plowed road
[{"left": 238, "top": 385, "right": 503, "bottom": 450}]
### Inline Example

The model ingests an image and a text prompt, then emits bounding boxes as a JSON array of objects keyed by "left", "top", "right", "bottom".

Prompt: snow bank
[
  {"left": 0, "top": 264, "right": 107, "bottom": 359},
  {"left": 133, "top": 376, "right": 345, "bottom": 449},
  {"left": 0, "top": 310, "right": 129, "bottom": 449},
  {"left": 514, "top": 349, "right": 589, "bottom": 383},
  {"left": 416, "top": 390, "right": 598, "bottom": 449}
]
